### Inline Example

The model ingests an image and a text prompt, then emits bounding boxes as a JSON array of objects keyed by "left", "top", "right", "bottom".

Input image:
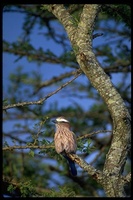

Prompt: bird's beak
[{"left": 51, "top": 119, "right": 56, "bottom": 123}]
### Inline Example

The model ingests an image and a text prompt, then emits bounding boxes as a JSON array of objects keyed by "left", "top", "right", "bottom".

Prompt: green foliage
[
  {"left": 41, "top": 5, "right": 49, "bottom": 11},
  {"left": 102, "top": 4, "right": 131, "bottom": 28},
  {"left": 7, "top": 184, "right": 16, "bottom": 193},
  {"left": 19, "top": 181, "right": 35, "bottom": 197},
  {"left": 43, "top": 185, "right": 76, "bottom": 197},
  {"left": 7, "top": 181, "right": 36, "bottom": 197},
  {"left": 3, "top": 141, "right": 9, "bottom": 147},
  {"left": 59, "top": 50, "right": 77, "bottom": 64},
  {"left": 29, "top": 150, "right": 35, "bottom": 157}
]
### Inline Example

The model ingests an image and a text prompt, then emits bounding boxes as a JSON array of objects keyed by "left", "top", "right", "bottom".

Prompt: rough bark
[{"left": 43, "top": 4, "right": 131, "bottom": 197}]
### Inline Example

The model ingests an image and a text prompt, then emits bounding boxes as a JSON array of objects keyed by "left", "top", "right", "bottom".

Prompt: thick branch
[
  {"left": 44, "top": 4, "right": 131, "bottom": 197},
  {"left": 74, "top": 5, "right": 131, "bottom": 197},
  {"left": 67, "top": 153, "right": 103, "bottom": 184},
  {"left": 43, "top": 4, "right": 77, "bottom": 43}
]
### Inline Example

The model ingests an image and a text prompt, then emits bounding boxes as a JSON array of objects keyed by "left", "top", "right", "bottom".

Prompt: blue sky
[
  {"left": 3, "top": 8, "right": 131, "bottom": 134},
  {"left": 3, "top": 11, "right": 94, "bottom": 115}
]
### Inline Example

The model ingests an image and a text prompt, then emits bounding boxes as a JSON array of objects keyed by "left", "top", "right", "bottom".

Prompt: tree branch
[
  {"left": 33, "top": 69, "right": 81, "bottom": 95},
  {"left": 67, "top": 153, "right": 103, "bottom": 184},
  {"left": 3, "top": 144, "right": 54, "bottom": 151},
  {"left": 44, "top": 4, "right": 131, "bottom": 197},
  {"left": 77, "top": 130, "right": 112, "bottom": 140},
  {"left": 43, "top": 4, "right": 77, "bottom": 43},
  {"left": 3, "top": 69, "right": 82, "bottom": 110},
  {"left": 3, "top": 129, "right": 111, "bottom": 151},
  {"left": 122, "top": 173, "right": 131, "bottom": 183}
]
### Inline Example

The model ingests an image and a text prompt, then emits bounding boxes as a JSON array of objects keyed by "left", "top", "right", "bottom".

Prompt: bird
[{"left": 52, "top": 116, "right": 77, "bottom": 176}]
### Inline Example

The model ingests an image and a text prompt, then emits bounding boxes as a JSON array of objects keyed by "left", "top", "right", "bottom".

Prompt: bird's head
[{"left": 52, "top": 116, "right": 69, "bottom": 124}]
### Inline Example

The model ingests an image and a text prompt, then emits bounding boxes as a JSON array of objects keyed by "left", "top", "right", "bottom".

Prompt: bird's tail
[{"left": 63, "top": 155, "right": 77, "bottom": 176}]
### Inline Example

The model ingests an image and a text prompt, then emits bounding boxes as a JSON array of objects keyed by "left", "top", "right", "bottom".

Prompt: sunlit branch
[
  {"left": 3, "top": 144, "right": 54, "bottom": 151},
  {"left": 3, "top": 130, "right": 112, "bottom": 151},
  {"left": 33, "top": 69, "right": 81, "bottom": 95},
  {"left": 67, "top": 153, "right": 103, "bottom": 184},
  {"left": 3, "top": 69, "right": 82, "bottom": 111},
  {"left": 78, "top": 130, "right": 112, "bottom": 140}
]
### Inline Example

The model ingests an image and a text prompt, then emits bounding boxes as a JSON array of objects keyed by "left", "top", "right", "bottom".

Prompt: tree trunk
[{"left": 44, "top": 4, "right": 131, "bottom": 197}]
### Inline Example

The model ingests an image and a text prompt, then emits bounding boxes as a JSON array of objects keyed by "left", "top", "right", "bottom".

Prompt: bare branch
[
  {"left": 3, "top": 69, "right": 82, "bottom": 111},
  {"left": 122, "top": 173, "right": 131, "bottom": 183},
  {"left": 3, "top": 129, "right": 112, "bottom": 151},
  {"left": 93, "top": 33, "right": 103, "bottom": 39},
  {"left": 67, "top": 153, "right": 103, "bottom": 184},
  {"left": 33, "top": 69, "right": 80, "bottom": 95},
  {"left": 3, "top": 144, "right": 54, "bottom": 151},
  {"left": 78, "top": 130, "right": 112, "bottom": 140}
]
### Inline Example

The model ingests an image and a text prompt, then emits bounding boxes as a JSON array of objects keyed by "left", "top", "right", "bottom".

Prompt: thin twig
[
  {"left": 77, "top": 130, "right": 112, "bottom": 140},
  {"left": 33, "top": 69, "right": 80, "bottom": 95},
  {"left": 3, "top": 130, "right": 112, "bottom": 151},
  {"left": 93, "top": 33, "right": 103, "bottom": 39},
  {"left": 3, "top": 144, "right": 54, "bottom": 151},
  {"left": 3, "top": 69, "right": 82, "bottom": 110}
]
